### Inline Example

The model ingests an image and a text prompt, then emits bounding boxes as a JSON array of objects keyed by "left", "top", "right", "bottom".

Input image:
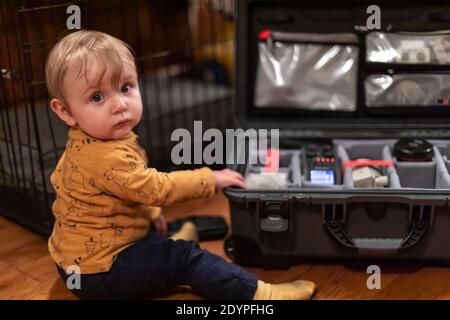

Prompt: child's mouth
[{"left": 114, "top": 119, "right": 130, "bottom": 128}]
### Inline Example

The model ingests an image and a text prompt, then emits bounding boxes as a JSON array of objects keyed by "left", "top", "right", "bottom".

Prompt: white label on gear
[{"left": 400, "top": 40, "right": 426, "bottom": 50}]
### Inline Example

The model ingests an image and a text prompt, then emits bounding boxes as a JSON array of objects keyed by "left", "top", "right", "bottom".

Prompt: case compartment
[
  {"left": 334, "top": 140, "right": 400, "bottom": 189},
  {"left": 254, "top": 31, "right": 359, "bottom": 112},
  {"left": 244, "top": 149, "right": 301, "bottom": 189},
  {"left": 434, "top": 141, "right": 450, "bottom": 188},
  {"left": 366, "top": 31, "right": 450, "bottom": 65},
  {"left": 365, "top": 73, "right": 450, "bottom": 107},
  {"left": 389, "top": 140, "right": 450, "bottom": 189}
]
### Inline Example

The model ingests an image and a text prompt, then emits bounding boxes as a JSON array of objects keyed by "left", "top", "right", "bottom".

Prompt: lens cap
[{"left": 394, "top": 139, "right": 434, "bottom": 161}]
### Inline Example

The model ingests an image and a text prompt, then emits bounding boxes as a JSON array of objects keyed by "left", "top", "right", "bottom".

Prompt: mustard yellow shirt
[{"left": 48, "top": 126, "right": 216, "bottom": 274}]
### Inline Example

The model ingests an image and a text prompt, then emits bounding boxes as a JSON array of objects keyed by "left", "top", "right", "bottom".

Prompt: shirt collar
[{"left": 68, "top": 125, "right": 137, "bottom": 142}]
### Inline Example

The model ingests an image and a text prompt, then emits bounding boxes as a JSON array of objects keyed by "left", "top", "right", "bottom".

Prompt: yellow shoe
[
  {"left": 169, "top": 221, "right": 199, "bottom": 242},
  {"left": 253, "top": 280, "right": 316, "bottom": 300}
]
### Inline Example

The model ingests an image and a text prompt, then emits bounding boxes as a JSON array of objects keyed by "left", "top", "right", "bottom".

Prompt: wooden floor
[{"left": 1, "top": 191, "right": 450, "bottom": 300}]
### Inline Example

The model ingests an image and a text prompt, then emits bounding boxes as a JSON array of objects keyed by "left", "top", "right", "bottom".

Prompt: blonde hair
[{"left": 45, "top": 30, "right": 136, "bottom": 102}]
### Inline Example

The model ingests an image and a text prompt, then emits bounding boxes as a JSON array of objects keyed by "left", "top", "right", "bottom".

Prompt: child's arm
[
  {"left": 95, "top": 149, "right": 216, "bottom": 207},
  {"left": 212, "top": 168, "right": 246, "bottom": 190},
  {"left": 104, "top": 166, "right": 213, "bottom": 206}
]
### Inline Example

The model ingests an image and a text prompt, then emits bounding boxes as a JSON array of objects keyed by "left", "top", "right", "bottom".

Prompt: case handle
[{"left": 324, "top": 203, "right": 432, "bottom": 254}]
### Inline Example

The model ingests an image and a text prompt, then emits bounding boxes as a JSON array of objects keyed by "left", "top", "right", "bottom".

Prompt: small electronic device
[
  {"left": 396, "top": 40, "right": 431, "bottom": 64},
  {"left": 303, "top": 143, "right": 339, "bottom": 185},
  {"left": 394, "top": 139, "right": 434, "bottom": 161}
]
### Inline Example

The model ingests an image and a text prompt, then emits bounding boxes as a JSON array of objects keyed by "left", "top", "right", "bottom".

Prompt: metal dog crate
[{"left": 0, "top": 0, "right": 236, "bottom": 236}]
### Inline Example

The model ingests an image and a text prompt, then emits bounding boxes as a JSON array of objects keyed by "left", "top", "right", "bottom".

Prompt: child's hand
[
  {"left": 213, "top": 169, "right": 246, "bottom": 191},
  {"left": 152, "top": 214, "right": 167, "bottom": 237}
]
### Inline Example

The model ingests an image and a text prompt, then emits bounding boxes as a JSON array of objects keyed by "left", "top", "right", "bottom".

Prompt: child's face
[{"left": 60, "top": 57, "right": 142, "bottom": 140}]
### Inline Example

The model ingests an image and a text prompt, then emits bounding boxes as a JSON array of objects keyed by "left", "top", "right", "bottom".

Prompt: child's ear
[{"left": 50, "top": 98, "right": 76, "bottom": 126}]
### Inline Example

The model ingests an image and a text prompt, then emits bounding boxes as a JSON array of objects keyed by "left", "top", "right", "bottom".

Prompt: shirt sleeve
[{"left": 96, "top": 147, "right": 216, "bottom": 206}]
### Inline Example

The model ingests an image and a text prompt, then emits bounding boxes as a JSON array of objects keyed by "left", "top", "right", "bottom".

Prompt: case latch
[{"left": 258, "top": 195, "right": 290, "bottom": 232}]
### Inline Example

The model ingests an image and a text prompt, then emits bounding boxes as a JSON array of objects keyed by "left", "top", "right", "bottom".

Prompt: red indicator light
[{"left": 258, "top": 29, "right": 271, "bottom": 41}]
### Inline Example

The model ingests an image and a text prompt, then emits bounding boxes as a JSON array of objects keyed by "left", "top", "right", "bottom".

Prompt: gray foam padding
[
  {"left": 434, "top": 141, "right": 450, "bottom": 176},
  {"left": 446, "top": 157, "right": 450, "bottom": 174},
  {"left": 434, "top": 147, "right": 450, "bottom": 189},
  {"left": 393, "top": 156, "right": 436, "bottom": 188},
  {"left": 430, "top": 141, "right": 450, "bottom": 189}
]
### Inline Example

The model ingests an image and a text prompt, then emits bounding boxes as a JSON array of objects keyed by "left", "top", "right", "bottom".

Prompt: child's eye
[
  {"left": 90, "top": 92, "right": 104, "bottom": 103},
  {"left": 121, "top": 84, "right": 131, "bottom": 94}
]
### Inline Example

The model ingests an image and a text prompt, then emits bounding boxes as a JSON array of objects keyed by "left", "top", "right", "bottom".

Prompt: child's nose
[{"left": 111, "top": 95, "right": 128, "bottom": 114}]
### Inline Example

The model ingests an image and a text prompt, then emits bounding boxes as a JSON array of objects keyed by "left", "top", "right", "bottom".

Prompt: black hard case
[{"left": 224, "top": 0, "right": 450, "bottom": 268}]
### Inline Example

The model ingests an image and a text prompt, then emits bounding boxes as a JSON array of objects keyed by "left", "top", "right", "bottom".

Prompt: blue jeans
[{"left": 57, "top": 231, "right": 258, "bottom": 300}]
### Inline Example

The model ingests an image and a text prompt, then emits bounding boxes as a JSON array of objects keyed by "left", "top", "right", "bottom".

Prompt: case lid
[{"left": 235, "top": 0, "right": 450, "bottom": 138}]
